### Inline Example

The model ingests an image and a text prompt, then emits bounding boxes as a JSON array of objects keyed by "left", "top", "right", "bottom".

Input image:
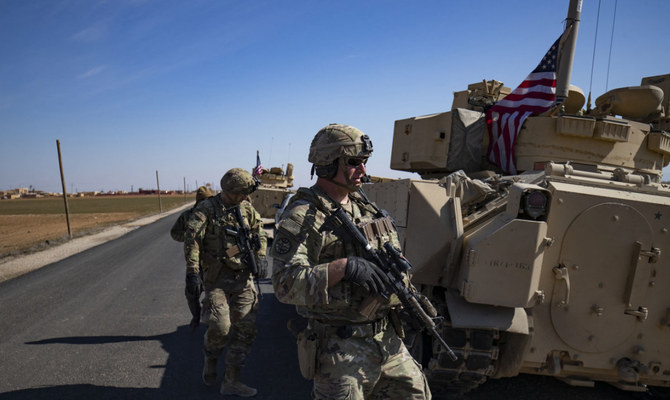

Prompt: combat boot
[
  {"left": 202, "top": 355, "right": 218, "bottom": 386},
  {"left": 220, "top": 367, "right": 257, "bottom": 397}
]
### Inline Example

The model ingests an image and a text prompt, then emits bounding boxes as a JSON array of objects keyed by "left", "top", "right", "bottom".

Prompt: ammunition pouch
[
  {"left": 202, "top": 253, "right": 223, "bottom": 289},
  {"left": 389, "top": 308, "right": 405, "bottom": 339},
  {"left": 296, "top": 328, "right": 318, "bottom": 380}
]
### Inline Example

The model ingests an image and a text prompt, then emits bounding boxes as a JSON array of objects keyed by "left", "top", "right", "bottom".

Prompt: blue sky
[{"left": 1, "top": 0, "right": 668, "bottom": 193}]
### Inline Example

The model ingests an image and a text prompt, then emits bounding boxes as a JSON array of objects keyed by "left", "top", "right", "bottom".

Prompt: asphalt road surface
[
  {"left": 0, "top": 213, "right": 648, "bottom": 400},
  {"left": 0, "top": 213, "right": 310, "bottom": 400}
]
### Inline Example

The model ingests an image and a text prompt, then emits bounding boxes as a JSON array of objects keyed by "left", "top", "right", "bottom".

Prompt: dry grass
[
  {"left": 0, "top": 213, "right": 141, "bottom": 257},
  {"left": 0, "top": 195, "right": 191, "bottom": 258}
]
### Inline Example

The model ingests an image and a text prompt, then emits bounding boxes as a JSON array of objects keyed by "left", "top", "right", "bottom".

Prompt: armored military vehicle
[
  {"left": 248, "top": 163, "right": 295, "bottom": 219},
  {"left": 363, "top": 0, "right": 670, "bottom": 396}
]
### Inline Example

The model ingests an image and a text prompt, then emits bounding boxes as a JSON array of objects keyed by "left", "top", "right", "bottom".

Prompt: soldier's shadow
[{"left": 0, "top": 293, "right": 310, "bottom": 400}]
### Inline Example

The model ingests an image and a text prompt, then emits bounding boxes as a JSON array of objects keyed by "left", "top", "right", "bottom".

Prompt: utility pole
[
  {"left": 156, "top": 170, "right": 163, "bottom": 213},
  {"left": 183, "top": 177, "right": 186, "bottom": 202},
  {"left": 56, "top": 140, "right": 72, "bottom": 238}
]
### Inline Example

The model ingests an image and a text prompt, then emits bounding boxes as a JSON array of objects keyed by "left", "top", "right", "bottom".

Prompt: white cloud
[
  {"left": 71, "top": 22, "right": 108, "bottom": 43},
  {"left": 77, "top": 65, "right": 107, "bottom": 79}
]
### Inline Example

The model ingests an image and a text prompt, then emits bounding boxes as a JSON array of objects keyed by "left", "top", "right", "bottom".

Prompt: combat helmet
[
  {"left": 309, "top": 123, "right": 373, "bottom": 178},
  {"left": 195, "top": 186, "right": 215, "bottom": 203},
  {"left": 220, "top": 168, "right": 259, "bottom": 195},
  {"left": 309, "top": 123, "right": 373, "bottom": 165}
]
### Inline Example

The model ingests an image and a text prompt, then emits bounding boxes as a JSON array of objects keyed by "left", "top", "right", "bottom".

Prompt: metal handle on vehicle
[{"left": 553, "top": 265, "right": 570, "bottom": 307}]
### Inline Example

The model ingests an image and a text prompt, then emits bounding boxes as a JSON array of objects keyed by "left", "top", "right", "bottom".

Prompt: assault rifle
[
  {"left": 225, "top": 205, "right": 263, "bottom": 295},
  {"left": 326, "top": 206, "right": 458, "bottom": 361}
]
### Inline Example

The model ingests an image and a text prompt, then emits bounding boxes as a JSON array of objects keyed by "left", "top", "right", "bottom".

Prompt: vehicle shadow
[{"left": 1, "top": 293, "right": 311, "bottom": 400}]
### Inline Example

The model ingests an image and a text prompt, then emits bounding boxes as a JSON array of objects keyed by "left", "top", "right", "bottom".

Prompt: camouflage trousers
[
  {"left": 201, "top": 268, "right": 258, "bottom": 368},
  {"left": 312, "top": 320, "right": 431, "bottom": 400}
]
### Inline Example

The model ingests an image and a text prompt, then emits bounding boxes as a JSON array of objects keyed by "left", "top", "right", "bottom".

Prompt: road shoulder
[{"left": 0, "top": 204, "right": 190, "bottom": 283}]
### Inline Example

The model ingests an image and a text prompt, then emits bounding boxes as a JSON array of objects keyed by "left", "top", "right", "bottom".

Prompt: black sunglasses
[{"left": 346, "top": 158, "right": 368, "bottom": 167}]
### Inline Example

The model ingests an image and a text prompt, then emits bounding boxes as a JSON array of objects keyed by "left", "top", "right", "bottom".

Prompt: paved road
[
  {"left": 0, "top": 213, "right": 645, "bottom": 400},
  {"left": 0, "top": 213, "right": 311, "bottom": 400}
]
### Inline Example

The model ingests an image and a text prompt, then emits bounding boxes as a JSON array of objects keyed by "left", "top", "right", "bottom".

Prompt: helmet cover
[
  {"left": 220, "top": 168, "right": 258, "bottom": 195},
  {"left": 308, "top": 123, "right": 373, "bottom": 166},
  {"left": 195, "top": 186, "right": 215, "bottom": 202}
]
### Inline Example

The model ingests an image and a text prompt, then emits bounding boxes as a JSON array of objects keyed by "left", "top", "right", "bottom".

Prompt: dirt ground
[
  {"left": 0, "top": 206, "right": 189, "bottom": 283},
  {"left": 0, "top": 213, "right": 142, "bottom": 258}
]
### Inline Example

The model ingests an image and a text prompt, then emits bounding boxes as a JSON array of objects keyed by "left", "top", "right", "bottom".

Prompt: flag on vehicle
[
  {"left": 253, "top": 150, "right": 263, "bottom": 177},
  {"left": 486, "top": 36, "right": 560, "bottom": 174}
]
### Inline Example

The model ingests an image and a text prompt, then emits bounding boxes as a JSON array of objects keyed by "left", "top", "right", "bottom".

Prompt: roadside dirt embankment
[{"left": 0, "top": 204, "right": 189, "bottom": 283}]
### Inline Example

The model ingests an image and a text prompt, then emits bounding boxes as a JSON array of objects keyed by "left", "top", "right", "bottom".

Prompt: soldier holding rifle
[
  {"left": 184, "top": 168, "right": 268, "bottom": 397},
  {"left": 271, "top": 124, "right": 434, "bottom": 400}
]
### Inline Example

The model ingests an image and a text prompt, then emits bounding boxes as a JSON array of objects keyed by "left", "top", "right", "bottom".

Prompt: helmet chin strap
[{"left": 325, "top": 176, "right": 358, "bottom": 192}]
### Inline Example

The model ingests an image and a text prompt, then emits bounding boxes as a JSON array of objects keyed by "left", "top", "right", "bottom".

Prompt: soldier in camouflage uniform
[
  {"left": 184, "top": 168, "right": 268, "bottom": 398},
  {"left": 171, "top": 185, "right": 215, "bottom": 330},
  {"left": 271, "top": 124, "right": 431, "bottom": 400},
  {"left": 170, "top": 185, "right": 215, "bottom": 242}
]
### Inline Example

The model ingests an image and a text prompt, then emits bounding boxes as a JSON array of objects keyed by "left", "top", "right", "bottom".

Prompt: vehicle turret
[
  {"left": 391, "top": 74, "right": 670, "bottom": 183},
  {"left": 248, "top": 163, "right": 295, "bottom": 219}
]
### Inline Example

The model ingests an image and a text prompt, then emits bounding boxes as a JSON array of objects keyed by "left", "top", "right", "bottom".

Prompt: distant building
[{"left": 1, "top": 188, "right": 31, "bottom": 199}]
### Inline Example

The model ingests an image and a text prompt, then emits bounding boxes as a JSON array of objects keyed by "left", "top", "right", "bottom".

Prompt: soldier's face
[
  {"left": 334, "top": 157, "right": 368, "bottom": 191},
  {"left": 221, "top": 191, "right": 246, "bottom": 205}
]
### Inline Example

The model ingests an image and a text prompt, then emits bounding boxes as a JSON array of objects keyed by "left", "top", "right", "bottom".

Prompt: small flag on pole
[
  {"left": 486, "top": 36, "right": 560, "bottom": 174},
  {"left": 253, "top": 150, "right": 263, "bottom": 177}
]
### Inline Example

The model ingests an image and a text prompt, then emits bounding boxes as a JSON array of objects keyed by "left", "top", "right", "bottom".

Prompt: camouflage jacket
[
  {"left": 270, "top": 185, "right": 402, "bottom": 324},
  {"left": 184, "top": 195, "right": 267, "bottom": 287},
  {"left": 170, "top": 207, "right": 194, "bottom": 242}
]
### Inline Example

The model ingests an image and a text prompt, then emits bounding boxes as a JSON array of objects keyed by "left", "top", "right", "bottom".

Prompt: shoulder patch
[
  {"left": 192, "top": 210, "right": 207, "bottom": 221},
  {"left": 273, "top": 237, "right": 292, "bottom": 255},
  {"left": 278, "top": 217, "right": 303, "bottom": 236}
]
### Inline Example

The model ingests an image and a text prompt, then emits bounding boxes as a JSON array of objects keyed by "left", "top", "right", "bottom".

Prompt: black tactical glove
[
  {"left": 344, "top": 256, "right": 389, "bottom": 295},
  {"left": 185, "top": 272, "right": 203, "bottom": 298},
  {"left": 257, "top": 257, "right": 269, "bottom": 278}
]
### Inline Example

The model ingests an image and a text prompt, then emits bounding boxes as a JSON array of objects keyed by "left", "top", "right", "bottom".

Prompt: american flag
[
  {"left": 486, "top": 36, "right": 560, "bottom": 174},
  {"left": 253, "top": 150, "right": 263, "bottom": 176}
]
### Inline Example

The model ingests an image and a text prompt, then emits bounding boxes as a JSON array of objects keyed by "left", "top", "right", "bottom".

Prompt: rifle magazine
[{"left": 358, "top": 296, "right": 384, "bottom": 320}]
